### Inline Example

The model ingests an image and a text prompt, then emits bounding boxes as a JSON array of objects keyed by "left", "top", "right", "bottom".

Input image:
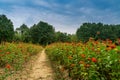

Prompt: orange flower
[
  {"left": 87, "top": 58, "right": 91, "bottom": 60},
  {"left": 106, "top": 39, "right": 112, "bottom": 44},
  {"left": 110, "top": 44, "right": 116, "bottom": 49},
  {"left": 81, "top": 54, "right": 85, "bottom": 58},
  {"left": 106, "top": 44, "right": 116, "bottom": 50},
  {"left": 0, "top": 50, "right": 2, "bottom": 52},
  {"left": 68, "top": 56, "right": 72, "bottom": 59},
  {"left": 60, "top": 67, "right": 65, "bottom": 72},
  {"left": 79, "top": 61, "right": 85, "bottom": 64},
  {"left": 106, "top": 47, "right": 112, "bottom": 51},
  {"left": 91, "top": 47, "right": 95, "bottom": 51},
  {"left": 6, "top": 52, "right": 10, "bottom": 54},
  {"left": 70, "top": 64, "right": 75, "bottom": 67},
  {"left": 108, "top": 40, "right": 112, "bottom": 44},
  {"left": 84, "top": 64, "right": 90, "bottom": 68},
  {"left": 6, "top": 64, "right": 11, "bottom": 69},
  {"left": 91, "top": 57, "right": 97, "bottom": 63}
]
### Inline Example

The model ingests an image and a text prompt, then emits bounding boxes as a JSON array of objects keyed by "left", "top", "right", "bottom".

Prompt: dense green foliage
[
  {"left": 0, "top": 42, "right": 43, "bottom": 79},
  {"left": 30, "top": 21, "right": 55, "bottom": 45},
  {"left": 1, "top": 14, "right": 120, "bottom": 44},
  {"left": 46, "top": 41, "right": 120, "bottom": 80},
  {"left": 76, "top": 23, "right": 120, "bottom": 42},
  {"left": 0, "top": 14, "right": 120, "bottom": 79},
  {"left": 0, "top": 15, "right": 14, "bottom": 43},
  {"left": 55, "top": 31, "right": 71, "bottom": 42},
  {"left": 14, "top": 24, "right": 30, "bottom": 42}
]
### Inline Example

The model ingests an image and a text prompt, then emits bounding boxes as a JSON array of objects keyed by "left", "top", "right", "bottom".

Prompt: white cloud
[
  {"left": 33, "top": 0, "right": 51, "bottom": 8},
  {"left": 2, "top": 5, "right": 80, "bottom": 34},
  {"left": 33, "top": 0, "right": 60, "bottom": 9},
  {"left": 1, "top": 0, "right": 120, "bottom": 34},
  {"left": 5, "top": 5, "right": 119, "bottom": 34},
  {"left": 0, "top": 8, "right": 6, "bottom": 13}
]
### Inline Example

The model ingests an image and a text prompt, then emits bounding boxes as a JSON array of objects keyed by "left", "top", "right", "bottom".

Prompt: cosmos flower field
[{"left": 46, "top": 39, "right": 120, "bottom": 80}]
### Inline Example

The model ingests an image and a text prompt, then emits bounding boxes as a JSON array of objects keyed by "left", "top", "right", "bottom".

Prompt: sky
[{"left": 0, "top": 0, "right": 120, "bottom": 34}]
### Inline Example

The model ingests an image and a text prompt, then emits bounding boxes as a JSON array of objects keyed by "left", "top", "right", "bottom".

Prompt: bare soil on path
[{"left": 6, "top": 50, "right": 54, "bottom": 80}]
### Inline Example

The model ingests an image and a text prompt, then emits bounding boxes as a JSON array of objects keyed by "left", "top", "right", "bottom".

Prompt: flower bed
[
  {"left": 0, "top": 42, "right": 43, "bottom": 79},
  {"left": 46, "top": 40, "right": 120, "bottom": 80}
]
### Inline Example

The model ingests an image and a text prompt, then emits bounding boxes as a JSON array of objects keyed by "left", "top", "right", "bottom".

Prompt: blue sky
[{"left": 0, "top": 0, "right": 120, "bottom": 34}]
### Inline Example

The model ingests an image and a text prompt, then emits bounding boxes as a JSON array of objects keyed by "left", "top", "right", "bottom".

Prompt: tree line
[
  {"left": 0, "top": 14, "right": 120, "bottom": 45},
  {"left": 76, "top": 23, "right": 120, "bottom": 42},
  {"left": 0, "top": 14, "right": 75, "bottom": 45}
]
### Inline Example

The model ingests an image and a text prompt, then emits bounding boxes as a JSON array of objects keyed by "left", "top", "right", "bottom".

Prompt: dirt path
[
  {"left": 28, "top": 50, "right": 54, "bottom": 80},
  {"left": 6, "top": 50, "right": 54, "bottom": 80}
]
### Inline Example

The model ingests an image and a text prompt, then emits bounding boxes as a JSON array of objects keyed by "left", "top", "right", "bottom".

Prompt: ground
[{"left": 6, "top": 50, "right": 54, "bottom": 80}]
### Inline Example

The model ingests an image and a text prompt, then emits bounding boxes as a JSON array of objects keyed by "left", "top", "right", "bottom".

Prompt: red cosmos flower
[
  {"left": 110, "top": 44, "right": 116, "bottom": 49},
  {"left": 6, "top": 64, "right": 11, "bottom": 69},
  {"left": 91, "top": 57, "right": 97, "bottom": 63}
]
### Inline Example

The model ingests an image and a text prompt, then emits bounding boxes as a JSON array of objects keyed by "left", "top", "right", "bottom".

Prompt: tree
[
  {"left": 116, "top": 25, "right": 120, "bottom": 38},
  {"left": 55, "top": 31, "right": 71, "bottom": 42},
  {"left": 19, "top": 24, "right": 30, "bottom": 42},
  {"left": 0, "top": 14, "right": 14, "bottom": 43},
  {"left": 69, "top": 34, "right": 78, "bottom": 42},
  {"left": 30, "top": 24, "right": 39, "bottom": 43},
  {"left": 30, "top": 21, "right": 55, "bottom": 45},
  {"left": 76, "top": 23, "right": 95, "bottom": 42},
  {"left": 14, "top": 24, "right": 30, "bottom": 42},
  {"left": 76, "top": 22, "right": 119, "bottom": 42}
]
